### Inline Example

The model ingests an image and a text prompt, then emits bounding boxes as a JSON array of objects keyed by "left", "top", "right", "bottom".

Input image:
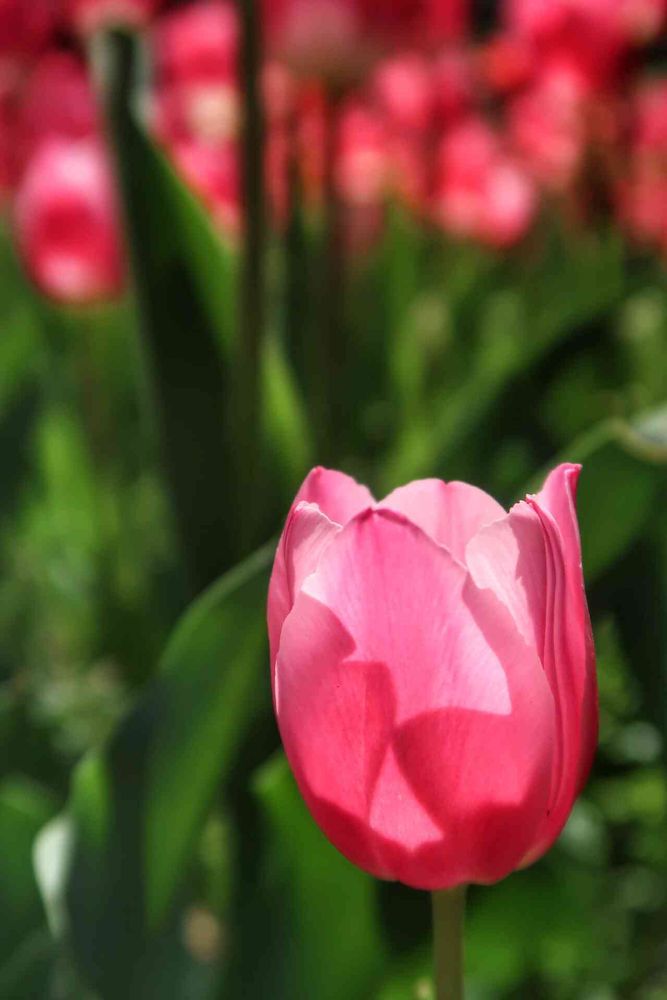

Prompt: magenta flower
[
  {"left": 14, "top": 137, "right": 125, "bottom": 305},
  {"left": 268, "top": 466, "right": 597, "bottom": 889}
]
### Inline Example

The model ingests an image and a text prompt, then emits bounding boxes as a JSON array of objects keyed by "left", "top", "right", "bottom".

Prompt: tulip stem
[
  {"left": 236, "top": 0, "right": 266, "bottom": 551},
  {"left": 319, "top": 90, "right": 345, "bottom": 463},
  {"left": 432, "top": 886, "right": 466, "bottom": 1000}
]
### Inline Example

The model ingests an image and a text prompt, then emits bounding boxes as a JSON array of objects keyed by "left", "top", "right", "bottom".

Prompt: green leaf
[
  {"left": 380, "top": 231, "right": 625, "bottom": 493},
  {"left": 606, "top": 521, "right": 667, "bottom": 756},
  {"left": 95, "top": 29, "right": 237, "bottom": 588},
  {"left": 223, "top": 754, "right": 385, "bottom": 1000},
  {"left": 64, "top": 544, "right": 273, "bottom": 996},
  {"left": 0, "top": 778, "right": 57, "bottom": 996},
  {"left": 146, "top": 544, "right": 273, "bottom": 927},
  {"left": 94, "top": 31, "right": 309, "bottom": 582},
  {"left": 261, "top": 333, "right": 313, "bottom": 498}
]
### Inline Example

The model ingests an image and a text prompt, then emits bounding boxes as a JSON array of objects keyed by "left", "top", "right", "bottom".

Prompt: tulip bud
[
  {"left": 268, "top": 466, "right": 597, "bottom": 889},
  {"left": 14, "top": 137, "right": 125, "bottom": 304}
]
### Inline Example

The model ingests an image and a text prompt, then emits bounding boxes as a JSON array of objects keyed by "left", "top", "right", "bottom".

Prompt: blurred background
[{"left": 2, "top": 0, "right": 667, "bottom": 997}]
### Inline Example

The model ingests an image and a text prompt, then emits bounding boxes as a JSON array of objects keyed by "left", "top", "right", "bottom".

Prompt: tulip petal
[
  {"left": 276, "top": 508, "right": 555, "bottom": 888},
  {"left": 379, "top": 479, "right": 505, "bottom": 562},
  {"left": 532, "top": 464, "right": 597, "bottom": 831},
  {"left": 294, "top": 466, "right": 375, "bottom": 526},
  {"left": 465, "top": 463, "right": 597, "bottom": 860},
  {"left": 267, "top": 502, "right": 341, "bottom": 690},
  {"left": 465, "top": 500, "right": 548, "bottom": 655}
]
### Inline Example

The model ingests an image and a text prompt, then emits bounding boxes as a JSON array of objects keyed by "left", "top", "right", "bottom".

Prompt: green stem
[
  {"left": 318, "top": 90, "right": 345, "bottom": 463},
  {"left": 432, "top": 886, "right": 466, "bottom": 1000},
  {"left": 237, "top": 0, "right": 266, "bottom": 549},
  {"left": 284, "top": 107, "right": 309, "bottom": 389}
]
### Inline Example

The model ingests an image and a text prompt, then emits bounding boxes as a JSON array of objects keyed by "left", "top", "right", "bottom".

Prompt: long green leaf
[
  {"left": 222, "top": 754, "right": 385, "bottom": 1000},
  {"left": 64, "top": 544, "right": 273, "bottom": 996}
]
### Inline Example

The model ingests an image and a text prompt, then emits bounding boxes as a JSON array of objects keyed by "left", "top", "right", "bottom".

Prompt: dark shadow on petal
[{"left": 394, "top": 707, "right": 551, "bottom": 885}]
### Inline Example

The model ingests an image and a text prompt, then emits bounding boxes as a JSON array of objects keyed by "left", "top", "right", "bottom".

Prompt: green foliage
[
  {"left": 0, "top": 779, "right": 57, "bottom": 998},
  {"left": 223, "top": 755, "right": 385, "bottom": 999},
  {"left": 59, "top": 546, "right": 272, "bottom": 997}
]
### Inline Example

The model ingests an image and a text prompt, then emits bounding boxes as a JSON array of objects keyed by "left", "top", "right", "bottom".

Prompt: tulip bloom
[
  {"left": 15, "top": 53, "right": 99, "bottom": 175},
  {"left": 268, "top": 466, "right": 597, "bottom": 889},
  {"left": 14, "top": 137, "right": 125, "bottom": 304},
  {"left": 433, "top": 119, "right": 536, "bottom": 248},
  {"left": 151, "top": 1, "right": 239, "bottom": 147}
]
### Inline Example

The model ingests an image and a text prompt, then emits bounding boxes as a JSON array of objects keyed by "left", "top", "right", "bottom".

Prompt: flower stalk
[
  {"left": 236, "top": 0, "right": 266, "bottom": 549},
  {"left": 432, "top": 886, "right": 466, "bottom": 1000}
]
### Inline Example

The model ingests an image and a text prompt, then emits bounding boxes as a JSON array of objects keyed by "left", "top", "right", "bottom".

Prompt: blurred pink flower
[
  {"left": 336, "top": 100, "right": 388, "bottom": 205},
  {"left": 170, "top": 138, "right": 241, "bottom": 235},
  {"left": 632, "top": 79, "right": 667, "bottom": 159},
  {"left": 15, "top": 52, "right": 98, "bottom": 176},
  {"left": 263, "top": 0, "right": 469, "bottom": 89},
  {"left": 154, "top": 0, "right": 237, "bottom": 85},
  {"left": 64, "top": 0, "right": 163, "bottom": 34},
  {"left": 618, "top": 170, "right": 667, "bottom": 250},
  {"left": 432, "top": 48, "right": 476, "bottom": 125},
  {"left": 479, "top": 34, "right": 536, "bottom": 95},
  {"left": 14, "top": 137, "right": 125, "bottom": 304},
  {"left": 508, "top": 70, "right": 587, "bottom": 191},
  {"left": 268, "top": 465, "right": 597, "bottom": 889},
  {"left": 433, "top": 118, "right": 536, "bottom": 247},
  {"left": 372, "top": 53, "right": 437, "bottom": 134},
  {"left": 612, "top": 0, "right": 666, "bottom": 42},
  {"left": 617, "top": 78, "right": 667, "bottom": 251},
  {"left": 152, "top": 0, "right": 239, "bottom": 146},
  {"left": 504, "top": 0, "right": 628, "bottom": 94}
]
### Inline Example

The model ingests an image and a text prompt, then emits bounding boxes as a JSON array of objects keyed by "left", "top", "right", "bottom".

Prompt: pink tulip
[
  {"left": 510, "top": 0, "right": 666, "bottom": 46},
  {"left": 153, "top": 1, "right": 237, "bottom": 85},
  {"left": 432, "top": 118, "right": 536, "bottom": 247},
  {"left": 151, "top": 2, "right": 239, "bottom": 147},
  {"left": 617, "top": 79, "right": 667, "bottom": 252},
  {"left": 15, "top": 52, "right": 98, "bottom": 176},
  {"left": 14, "top": 137, "right": 125, "bottom": 304},
  {"left": 268, "top": 466, "right": 597, "bottom": 889},
  {"left": 336, "top": 101, "right": 388, "bottom": 206},
  {"left": 508, "top": 72, "right": 587, "bottom": 192},
  {"left": 372, "top": 53, "right": 438, "bottom": 134},
  {"left": 431, "top": 49, "right": 475, "bottom": 126}
]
